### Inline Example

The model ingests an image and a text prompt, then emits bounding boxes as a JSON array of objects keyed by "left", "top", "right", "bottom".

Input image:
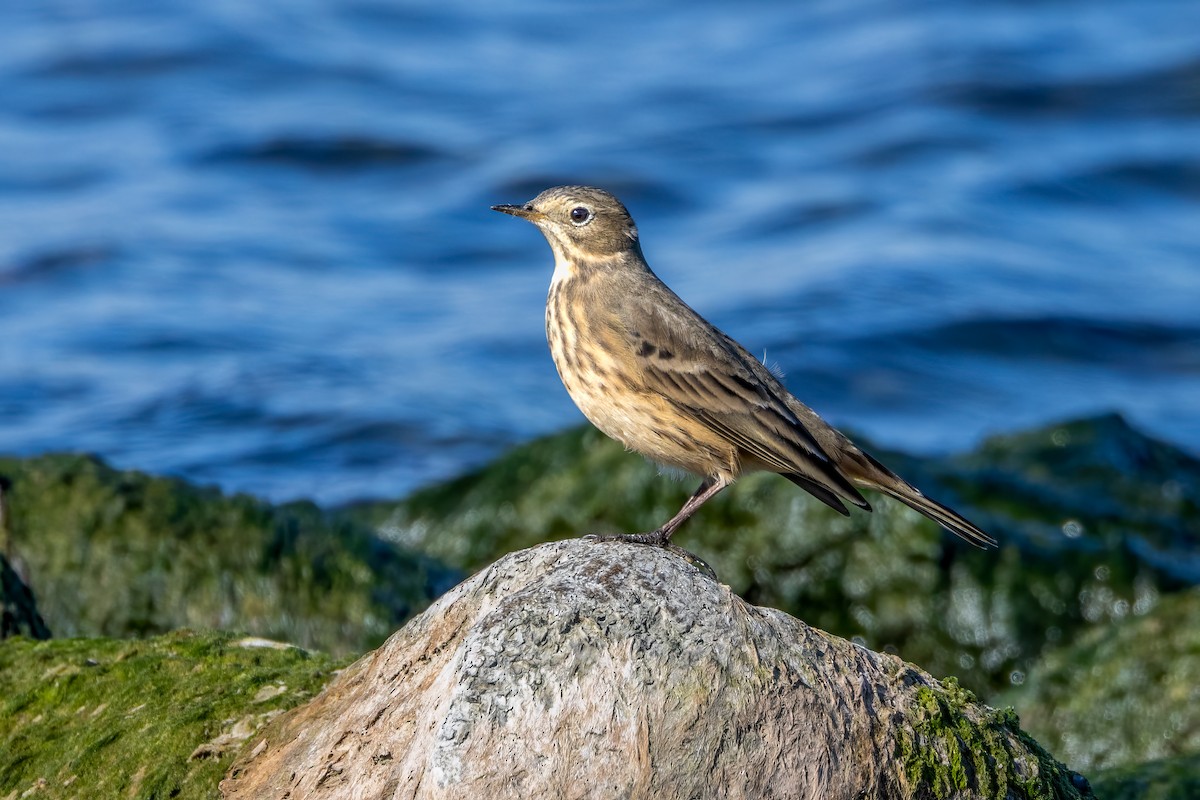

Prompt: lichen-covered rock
[{"left": 222, "top": 541, "right": 1090, "bottom": 800}]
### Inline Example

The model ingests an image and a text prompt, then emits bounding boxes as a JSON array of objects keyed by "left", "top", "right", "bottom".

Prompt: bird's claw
[
  {"left": 583, "top": 530, "right": 671, "bottom": 547},
  {"left": 581, "top": 531, "right": 718, "bottom": 579}
]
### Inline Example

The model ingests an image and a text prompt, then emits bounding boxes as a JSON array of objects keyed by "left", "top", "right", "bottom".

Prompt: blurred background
[{"left": 1, "top": 0, "right": 1198, "bottom": 505}]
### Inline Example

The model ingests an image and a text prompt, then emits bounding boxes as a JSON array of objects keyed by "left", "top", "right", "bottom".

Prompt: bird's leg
[
  {"left": 586, "top": 476, "right": 729, "bottom": 547},
  {"left": 654, "top": 477, "right": 729, "bottom": 541}
]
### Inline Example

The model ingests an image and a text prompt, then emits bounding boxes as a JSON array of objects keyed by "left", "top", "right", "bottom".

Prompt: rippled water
[{"left": 2, "top": 0, "right": 1198, "bottom": 503}]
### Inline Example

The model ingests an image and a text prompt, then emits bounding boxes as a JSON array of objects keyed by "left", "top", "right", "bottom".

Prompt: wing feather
[{"left": 617, "top": 284, "right": 868, "bottom": 508}]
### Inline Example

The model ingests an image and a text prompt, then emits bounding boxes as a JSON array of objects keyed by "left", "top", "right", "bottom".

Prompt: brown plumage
[{"left": 492, "top": 186, "right": 995, "bottom": 549}]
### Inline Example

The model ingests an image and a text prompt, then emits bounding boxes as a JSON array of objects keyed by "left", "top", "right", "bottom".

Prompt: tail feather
[
  {"left": 877, "top": 484, "right": 996, "bottom": 549},
  {"left": 840, "top": 448, "right": 996, "bottom": 549},
  {"left": 782, "top": 472, "right": 866, "bottom": 517}
]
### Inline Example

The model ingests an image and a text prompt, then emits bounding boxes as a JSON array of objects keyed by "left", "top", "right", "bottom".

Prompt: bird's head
[{"left": 492, "top": 185, "right": 641, "bottom": 261}]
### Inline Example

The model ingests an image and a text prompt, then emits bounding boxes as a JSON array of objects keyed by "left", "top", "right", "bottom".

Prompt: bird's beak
[{"left": 491, "top": 203, "right": 543, "bottom": 221}]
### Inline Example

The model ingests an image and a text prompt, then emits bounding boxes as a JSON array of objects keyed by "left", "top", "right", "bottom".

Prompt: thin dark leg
[{"left": 586, "top": 476, "right": 730, "bottom": 547}]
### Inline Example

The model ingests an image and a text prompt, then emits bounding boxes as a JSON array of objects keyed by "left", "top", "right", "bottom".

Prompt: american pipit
[{"left": 492, "top": 186, "right": 995, "bottom": 549}]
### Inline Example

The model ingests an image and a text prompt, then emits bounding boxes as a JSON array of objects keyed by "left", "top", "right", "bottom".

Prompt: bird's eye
[{"left": 569, "top": 206, "right": 592, "bottom": 225}]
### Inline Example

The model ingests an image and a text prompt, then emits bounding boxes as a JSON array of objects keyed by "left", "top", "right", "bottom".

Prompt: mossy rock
[
  {"left": 899, "top": 678, "right": 1092, "bottom": 800},
  {"left": 0, "top": 454, "right": 460, "bottom": 654},
  {"left": 1090, "top": 754, "right": 1200, "bottom": 800},
  {"left": 1003, "top": 587, "right": 1200, "bottom": 773},
  {"left": 341, "top": 413, "right": 1200, "bottom": 696},
  {"left": 0, "top": 630, "right": 349, "bottom": 799}
]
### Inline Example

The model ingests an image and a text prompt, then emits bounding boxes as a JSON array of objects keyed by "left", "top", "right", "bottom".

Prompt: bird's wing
[
  {"left": 607, "top": 275, "right": 992, "bottom": 547},
  {"left": 617, "top": 284, "right": 868, "bottom": 508}
]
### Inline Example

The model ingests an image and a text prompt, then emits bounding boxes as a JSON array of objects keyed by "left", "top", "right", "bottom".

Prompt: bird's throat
[{"left": 550, "top": 250, "right": 578, "bottom": 285}]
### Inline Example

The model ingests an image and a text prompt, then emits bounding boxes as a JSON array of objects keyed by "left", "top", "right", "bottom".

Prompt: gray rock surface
[{"left": 222, "top": 540, "right": 1087, "bottom": 800}]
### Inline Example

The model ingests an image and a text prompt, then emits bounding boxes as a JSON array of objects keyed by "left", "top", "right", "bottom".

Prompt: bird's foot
[
  {"left": 582, "top": 531, "right": 717, "bottom": 579},
  {"left": 583, "top": 529, "right": 672, "bottom": 547}
]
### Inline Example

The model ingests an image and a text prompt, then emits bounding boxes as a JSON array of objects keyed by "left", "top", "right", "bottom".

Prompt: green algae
[
  {"left": 898, "top": 678, "right": 1091, "bottom": 799},
  {"left": 0, "top": 630, "right": 349, "bottom": 800},
  {"left": 0, "top": 454, "right": 458, "bottom": 655}
]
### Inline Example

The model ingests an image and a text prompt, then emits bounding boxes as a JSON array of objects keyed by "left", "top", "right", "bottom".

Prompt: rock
[
  {"left": 1090, "top": 753, "right": 1200, "bottom": 800},
  {"left": 1, "top": 477, "right": 51, "bottom": 640},
  {"left": 1, "top": 553, "right": 50, "bottom": 640},
  {"left": 1005, "top": 587, "right": 1200, "bottom": 773},
  {"left": 222, "top": 540, "right": 1089, "bottom": 799}
]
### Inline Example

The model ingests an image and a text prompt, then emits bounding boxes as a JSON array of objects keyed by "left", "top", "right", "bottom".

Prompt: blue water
[{"left": 2, "top": 0, "right": 1198, "bottom": 504}]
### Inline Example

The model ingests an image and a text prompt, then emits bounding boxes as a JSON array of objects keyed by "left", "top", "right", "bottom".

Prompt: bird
[{"left": 491, "top": 186, "right": 994, "bottom": 549}]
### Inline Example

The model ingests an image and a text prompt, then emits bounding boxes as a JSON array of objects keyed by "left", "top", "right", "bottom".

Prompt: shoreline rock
[{"left": 222, "top": 540, "right": 1090, "bottom": 799}]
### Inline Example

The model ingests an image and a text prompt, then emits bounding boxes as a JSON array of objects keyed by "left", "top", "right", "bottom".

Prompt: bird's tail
[
  {"left": 874, "top": 483, "right": 996, "bottom": 549},
  {"left": 842, "top": 450, "right": 996, "bottom": 549}
]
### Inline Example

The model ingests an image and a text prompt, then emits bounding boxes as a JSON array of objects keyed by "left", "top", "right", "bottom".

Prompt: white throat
[{"left": 550, "top": 248, "right": 577, "bottom": 286}]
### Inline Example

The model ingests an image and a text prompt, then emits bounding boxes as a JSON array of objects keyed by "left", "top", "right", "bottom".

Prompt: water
[{"left": 1, "top": 0, "right": 1198, "bottom": 505}]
